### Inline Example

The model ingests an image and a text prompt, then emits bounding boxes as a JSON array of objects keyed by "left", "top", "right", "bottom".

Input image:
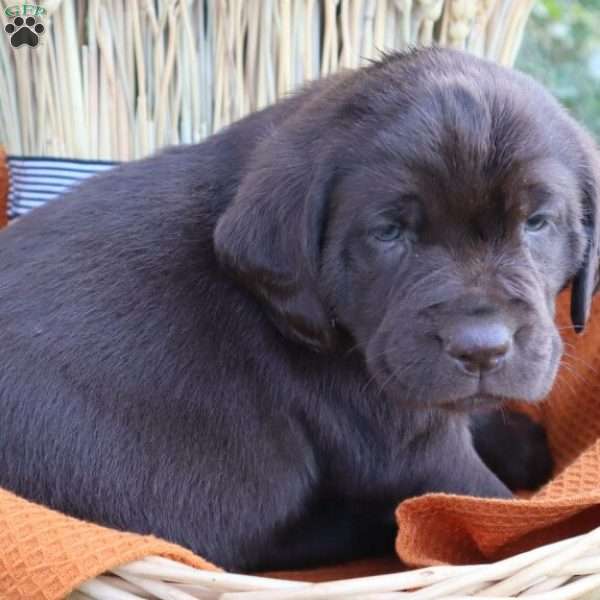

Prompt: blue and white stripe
[{"left": 7, "top": 156, "right": 118, "bottom": 219}]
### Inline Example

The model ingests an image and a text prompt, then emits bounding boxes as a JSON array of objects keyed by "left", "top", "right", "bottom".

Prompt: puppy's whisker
[
  {"left": 375, "top": 353, "right": 426, "bottom": 398},
  {"left": 377, "top": 359, "right": 419, "bottom": 395},
  {"left": 561, "top": 343, "right": 599, "bottom": 375},
  {"left": 364, "top": 342, "right": 419, "bottom": 392},
  {"left": 562, "top": 356, "right": 599, "bottom": 378},
  {"left": 361, "top": 369, "right": 384, "bottom": 395},
  {"left": 561, "top": 352, "right": 599, "bottom": 379},
  {"left": 400, "top": 266, "right": 449, "bottom": 305},
  {"left": 560, "top": 359, "right": 595, "bottom": 388},
  {"left": 343, "top": 340, "right": 363, "bottom": 357},
  {"left": 559, "top": 362, "right": 587, "bottom": 386},
  {"left": 360, "top": 341, "right": 398, "bottom": 364},
  {"left": 556, "top": 372, "right": 579, "bottom": 399},
  {"left": 360, "top": 348, "right": 411, "bottom": 395},
  {"left": 418, "top": 357, "right": 443, "bottom": 407}
]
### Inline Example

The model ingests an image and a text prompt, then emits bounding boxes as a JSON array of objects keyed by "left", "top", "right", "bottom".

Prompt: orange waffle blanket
[
  {"left": 1, "top": 292, "right": 600, "bottom": 599},
  {"left": 0, "top": 487, "right": 218, "bottom": 599}
]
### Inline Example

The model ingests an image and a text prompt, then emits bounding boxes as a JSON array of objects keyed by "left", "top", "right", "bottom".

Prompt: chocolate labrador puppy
[{"left": 0, "top": 48, "right": 597, "bottom": 572}]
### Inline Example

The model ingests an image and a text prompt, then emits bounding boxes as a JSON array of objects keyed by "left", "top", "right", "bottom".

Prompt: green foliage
[{"left": 516, "top": 0, "right": 600, "bottom": 138}]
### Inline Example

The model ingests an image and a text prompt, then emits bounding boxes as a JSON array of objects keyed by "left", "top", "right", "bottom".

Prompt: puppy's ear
[
  {"left": 571, "top": 144, "right": 600, "bottom": 333},
  {"left": 214, "top": 132, "right": 337, "bottom": 351}
]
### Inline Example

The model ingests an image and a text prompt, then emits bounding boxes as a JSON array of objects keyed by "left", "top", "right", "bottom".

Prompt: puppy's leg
[
  {"left": 422, "top": 421, "right": 512, "bottom": 499},
  {"left": 470, "top": 409, "right": 554, "bottom": 491},
  {"left": 250, "top": 503, "right": 396, "bottom": 572}
]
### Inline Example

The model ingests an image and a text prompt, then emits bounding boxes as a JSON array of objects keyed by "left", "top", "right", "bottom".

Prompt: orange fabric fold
[
  {"left": 396, "top": 292, "right": 600, "bottom": 566},
  {"left": 0, "top": 487, "right": 218, "bottom": 600}
]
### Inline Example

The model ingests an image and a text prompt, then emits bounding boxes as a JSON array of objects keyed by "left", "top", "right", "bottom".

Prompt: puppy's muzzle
[{"left": 441, "top": 319, "right": 512, "bottom": 375}]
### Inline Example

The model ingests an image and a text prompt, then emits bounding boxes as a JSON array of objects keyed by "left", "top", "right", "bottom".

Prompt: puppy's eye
[
  {"left": 373, "top": 224, "right": 403, "bottom": 242},
  {"left": 524, "top": 214, "right": 550, "bottom": 233}
]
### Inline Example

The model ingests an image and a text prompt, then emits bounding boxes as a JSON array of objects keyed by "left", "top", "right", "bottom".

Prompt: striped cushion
[{"left": 7, "top": 156, "right": 117, "bottom": 219}]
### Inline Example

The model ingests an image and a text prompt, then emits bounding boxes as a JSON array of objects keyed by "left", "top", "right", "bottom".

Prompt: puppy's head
[{"left": 215, "top": 48, "right": 600, "bottom": 409}]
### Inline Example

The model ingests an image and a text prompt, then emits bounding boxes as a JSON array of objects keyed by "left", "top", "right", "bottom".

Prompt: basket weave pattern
[{"left": 76, "top": 530, "right": 600, "bottom": 599}]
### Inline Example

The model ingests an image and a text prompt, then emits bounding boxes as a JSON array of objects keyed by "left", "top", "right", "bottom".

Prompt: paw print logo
[{"left": 4, "top": 15, "right": 45, "bottom": 48}]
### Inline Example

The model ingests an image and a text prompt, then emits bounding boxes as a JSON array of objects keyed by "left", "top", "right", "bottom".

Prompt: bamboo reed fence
[{"left": 0, "top": 0, "right": 535, "bottom": 161}]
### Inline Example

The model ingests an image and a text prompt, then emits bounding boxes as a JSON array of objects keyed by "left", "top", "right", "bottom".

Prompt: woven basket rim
[{"left": 70, "top": 525, "right": 600, "bottom": 599}]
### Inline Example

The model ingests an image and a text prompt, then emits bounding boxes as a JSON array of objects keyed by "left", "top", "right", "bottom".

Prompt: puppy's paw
[{"left": 470, "top": 410, "right": 554, "bottom": 491}]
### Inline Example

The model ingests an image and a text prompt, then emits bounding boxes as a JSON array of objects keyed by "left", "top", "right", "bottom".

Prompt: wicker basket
[{"left": 69, "top": 527, "right": 600, "bottom": 600}]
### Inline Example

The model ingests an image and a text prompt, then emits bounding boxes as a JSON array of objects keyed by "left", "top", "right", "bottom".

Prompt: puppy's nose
[{"left": 443, "top": 321, "right": 512, "bottom": 375}]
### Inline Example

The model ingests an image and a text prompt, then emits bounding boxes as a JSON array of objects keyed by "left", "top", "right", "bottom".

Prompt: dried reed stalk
[{"left": 0, "top": 0, "right": 534, "bottom": 161}]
